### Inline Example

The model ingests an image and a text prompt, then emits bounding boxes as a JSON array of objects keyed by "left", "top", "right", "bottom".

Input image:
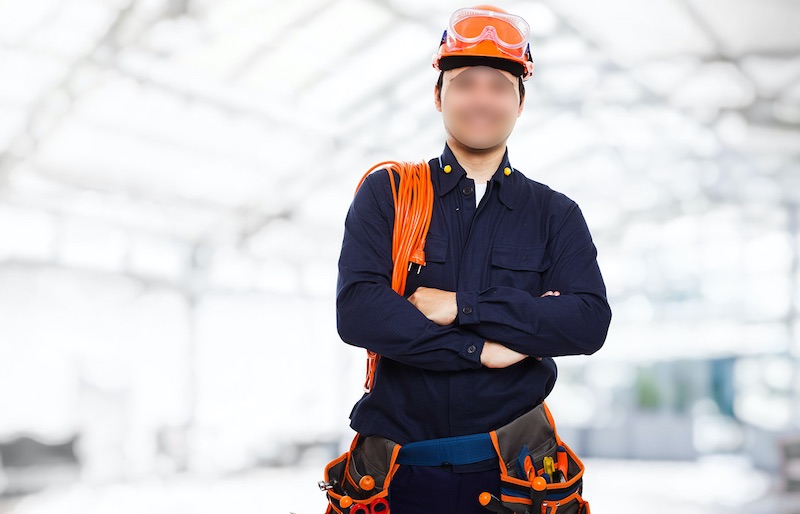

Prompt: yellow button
[
  {"left": 443, "top": 164, "right": 452, "bottom": 174},
  {"left": 504, "top": 167, "right": 512, "bottom": 176}
]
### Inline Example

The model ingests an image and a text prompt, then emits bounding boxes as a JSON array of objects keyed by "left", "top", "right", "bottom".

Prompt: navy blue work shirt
[{"left": 336, "top": 142, "right": 612, "bottom": 446}]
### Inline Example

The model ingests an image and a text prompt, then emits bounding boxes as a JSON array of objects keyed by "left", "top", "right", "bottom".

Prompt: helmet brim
[{"left": 437, "top": 55, "right": 525, "bottom": 78}]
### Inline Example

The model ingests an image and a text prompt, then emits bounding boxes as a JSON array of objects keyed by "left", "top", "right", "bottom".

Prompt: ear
[
  {"left": 434, "top": 84, "right": 442, "bottom": 112},
  {"left": 517, "top": 93, "right": 525, "bottom": 117}
]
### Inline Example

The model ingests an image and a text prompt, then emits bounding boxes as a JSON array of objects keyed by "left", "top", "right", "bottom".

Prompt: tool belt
[{"left": 318, "top": 402, "right": 590, "bottom": 514}]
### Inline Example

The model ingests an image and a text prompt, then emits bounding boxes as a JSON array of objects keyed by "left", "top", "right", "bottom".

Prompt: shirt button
[
  {"left": 467, "top": 345, "right": 476, "bottom": 354},
  {"left": 462, "top": 185, "right": 474, "bottom": 196},
  {"left": 462, "top": 306, "right": 473, "bottom": 315}
]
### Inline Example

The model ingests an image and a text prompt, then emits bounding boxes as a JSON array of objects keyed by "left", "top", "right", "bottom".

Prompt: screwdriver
[
  {"left": 359, "top": 475, "right": 376, "bottom": 491},
  {"left": 530, "top": 475, "right": 547, "bottom": 510},
  {"left": 339, "top": 496, "right": 354, "bottom": 509},
  {"left": 478, "top": 492, "right": 514, "bottom": 514},
  {"left": 556, "top": 446, "right": 568, "bottom": 482}
]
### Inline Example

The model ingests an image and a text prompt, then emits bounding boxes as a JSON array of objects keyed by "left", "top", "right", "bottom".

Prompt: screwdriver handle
[
  {"left": 556, "top": 446, "right": 568, "bottom": 481},
  {"left": 339, "top": 496, "right": 354, "bottom": 509},
  {"left": 530, "top": 476, "right": 547, "bottom": 510},
  {"left": 478, "top": 492, "right": 514, "bottom": 514},
  {"left": 359, "top": 474, "right": 375, "bottom": 491}
]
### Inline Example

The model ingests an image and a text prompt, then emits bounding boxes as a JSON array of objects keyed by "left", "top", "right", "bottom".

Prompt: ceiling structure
[
  {"left": 0, "top": 0, "right": 800, "bottom": 480},
  {"left": 0, "top": 0, "right": 799, "bottom": 443}
]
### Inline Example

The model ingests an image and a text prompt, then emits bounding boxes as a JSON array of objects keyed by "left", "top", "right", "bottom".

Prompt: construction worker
[{"left": 335, "top": 5, "right": 611, "bottom": 513}]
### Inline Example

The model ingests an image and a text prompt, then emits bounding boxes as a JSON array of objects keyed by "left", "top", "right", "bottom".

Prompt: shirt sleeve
[
  {"left": 336, "top": 170, "right": 486, "bottom": 371},
  {"left": 455, "top": 201, "right": 612, "bottom": 357}
]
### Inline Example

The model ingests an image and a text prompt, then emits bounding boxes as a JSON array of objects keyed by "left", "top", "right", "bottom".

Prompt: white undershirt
[{"left": 475, "top": 181, "right": 488, "bottom": 207}]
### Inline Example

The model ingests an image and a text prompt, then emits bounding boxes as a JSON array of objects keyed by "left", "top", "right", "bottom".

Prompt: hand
[
  {"left": 480, "top": 341, "right": 530, "bottom": 368},
  {"left": 480, "top": 291, "right": 559, "bottom": 367},
  {"left": 523, "top": 291, "right": 560, "bottom": 361},
  {"left": 408, "top": 287, "right": 457, "bottom": 326}
]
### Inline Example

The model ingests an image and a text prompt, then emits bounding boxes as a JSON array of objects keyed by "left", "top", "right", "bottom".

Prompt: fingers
[
  {"left": 407, "top": 286, "right": 426, "bottom": 305},
  {"left": 540, "top": 290, "right": 561, "bottom": 297},
  {"left": 481, "top": 341, "right": 529, "bottom": 368}
]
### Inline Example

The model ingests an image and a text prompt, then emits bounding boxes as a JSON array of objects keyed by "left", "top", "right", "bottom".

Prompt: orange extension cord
[{"left": 354, "top": 161, "right": 435, "bottom": 393}]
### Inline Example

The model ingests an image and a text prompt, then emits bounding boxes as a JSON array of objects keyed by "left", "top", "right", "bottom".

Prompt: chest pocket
[
  {"left": 490, "top": 244, "right": 551, "bottom": 293},
  {"left": 403, "top": 235, "right": 449, "bottom": 295},
  {"left": 423, "top": 235, "right": 448, "bottom": 264}
]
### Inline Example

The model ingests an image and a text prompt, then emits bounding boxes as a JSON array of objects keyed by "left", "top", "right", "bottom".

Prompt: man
[{"left": 336, "top": 5, "right": 611, "bottom": 513}]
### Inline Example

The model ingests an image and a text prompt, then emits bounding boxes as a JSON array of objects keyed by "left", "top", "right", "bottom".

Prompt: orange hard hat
[{"left": 432, "top": 5, "right": 534, "bottom": 80}]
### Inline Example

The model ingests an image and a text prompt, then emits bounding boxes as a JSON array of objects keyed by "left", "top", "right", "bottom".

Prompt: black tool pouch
[
  {"left": 319, "top": 433, "right": 402, "bottom": 513},
  {"left": 488, "top": 402, "right": 591, "bottom": 514}
]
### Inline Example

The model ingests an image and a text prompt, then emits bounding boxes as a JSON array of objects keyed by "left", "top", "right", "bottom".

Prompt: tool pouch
[
  {"left": 489, "top": 402, "right": 591, "bottom": 514},
  {"left": 320, "top": 433, "right": 402, "bottom": 513}
]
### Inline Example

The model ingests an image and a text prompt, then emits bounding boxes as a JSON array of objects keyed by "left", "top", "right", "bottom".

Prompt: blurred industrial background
[{"left": 1, "top": 0, "right": 799, "bottom": 512}]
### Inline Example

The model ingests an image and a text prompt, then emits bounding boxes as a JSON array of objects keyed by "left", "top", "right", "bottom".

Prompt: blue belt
[{"left": 396, "top": 433, "right": 497, "bottom": 467}]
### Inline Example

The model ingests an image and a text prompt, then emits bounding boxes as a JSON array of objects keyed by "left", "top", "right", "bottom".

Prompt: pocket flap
[
  {"left": 491, "top": 244, "right": 550, "bottom": 271},
  {"left": 424, "top": 235, "right": 448, "bottom": 263}
]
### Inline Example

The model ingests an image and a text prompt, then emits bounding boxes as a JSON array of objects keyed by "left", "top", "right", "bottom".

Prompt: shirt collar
[{"left": 435, "top": 141, "right": 517, "bottom": 209}]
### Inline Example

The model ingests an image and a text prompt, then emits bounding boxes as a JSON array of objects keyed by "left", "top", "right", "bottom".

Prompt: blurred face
[{"left": 435, "top": 66, "right": 524, "bottom": 151}]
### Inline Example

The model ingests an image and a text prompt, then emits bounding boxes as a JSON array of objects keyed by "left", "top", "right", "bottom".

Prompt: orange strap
[{"left": 354, "top": 161, "right": 434, "bottom": 392}]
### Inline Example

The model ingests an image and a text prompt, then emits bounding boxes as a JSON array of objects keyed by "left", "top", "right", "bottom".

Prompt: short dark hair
[{"left": 436, "top": 70, "right": 526, "bottom": 104}]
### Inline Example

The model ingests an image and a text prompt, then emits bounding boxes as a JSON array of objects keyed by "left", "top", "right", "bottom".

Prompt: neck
[{"left": 447, "top": 136, "right": 506, "bottom": 183}]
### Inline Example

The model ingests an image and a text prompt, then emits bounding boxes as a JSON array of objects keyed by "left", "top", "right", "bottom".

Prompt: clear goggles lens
[{"left": 446, "top": 8, "right": 531, "bottom": 51}]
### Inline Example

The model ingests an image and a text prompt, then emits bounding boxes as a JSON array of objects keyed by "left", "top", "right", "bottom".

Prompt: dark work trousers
[{"left": 387, "top": 463, "right": 501, "bottom": 514}]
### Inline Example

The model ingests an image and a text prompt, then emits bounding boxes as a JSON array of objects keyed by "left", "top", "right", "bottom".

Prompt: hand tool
[
  {"left": 530, "top": 475, "right": 547, "bottom": 511},
  {"left": 350, "top": 504, "right": 370, "bottom": 514},
  {"left": 542, "top": 456, "right": 555, "bottom": 483},
  {"left": 359, "top": 475, "right": 376, "bottom": 491},
  {"left": 339, "top": 496, "right": 354, "bottom": 509},
  {"left": 556, "top": 446, "right": 568, "bottom": 482},
  {"left": 478, "top": 492, "right": 514, "bottom": 514},
  {"left": 369, "top": 498, "right": 390, "bottom": 513}
]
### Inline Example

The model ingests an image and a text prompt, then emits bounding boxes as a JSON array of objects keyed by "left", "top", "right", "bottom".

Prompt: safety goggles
[{"left": 445, "top": 7, "right": 531, "bottom": 56}]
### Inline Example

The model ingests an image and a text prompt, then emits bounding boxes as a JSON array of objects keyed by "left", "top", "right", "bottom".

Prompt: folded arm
[{"left": 336, "top": 172, "right": 486, "bottom": 371}]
